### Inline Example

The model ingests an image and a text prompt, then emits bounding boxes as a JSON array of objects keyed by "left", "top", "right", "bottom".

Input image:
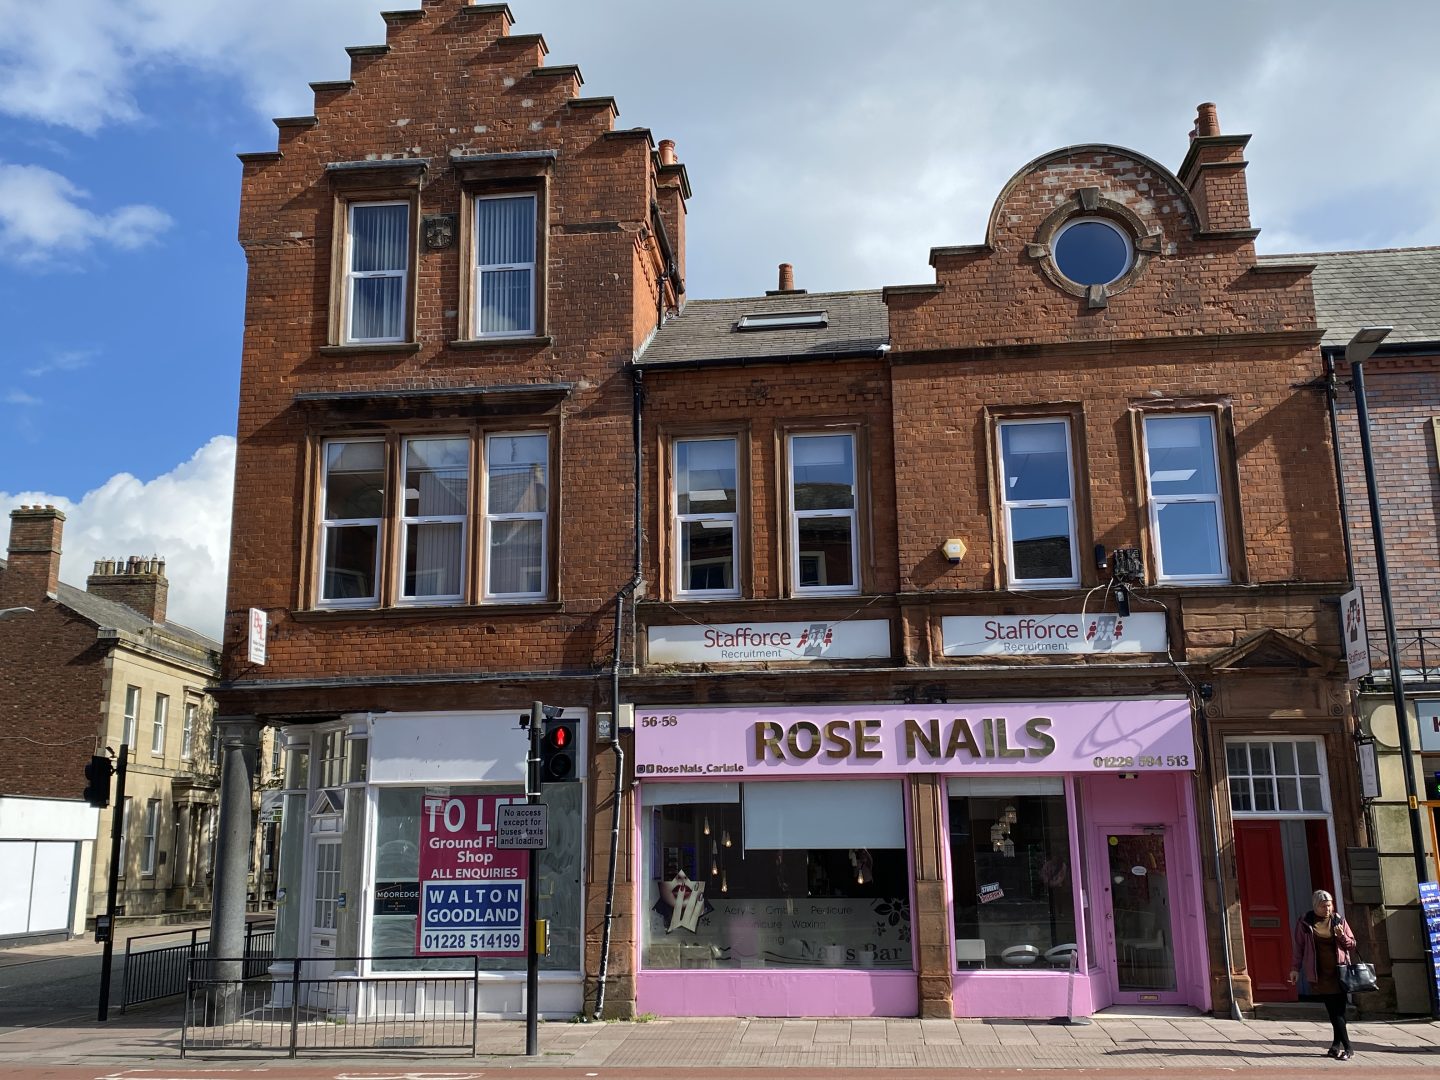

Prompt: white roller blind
[
  {"left": 743, "top": 780, "right": 903, "bottom": 849},
  {"left": 948, "top": 776, "right": 1063, "bottom": 796},
  {"left": 644, "top": 782, "right": 740, "bottom": 806}
]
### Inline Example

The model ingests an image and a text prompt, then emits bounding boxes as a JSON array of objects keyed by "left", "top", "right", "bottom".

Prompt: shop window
[
  {"left": 642, "top": 780, "right": 911, "bottom": 970},
  {"left": 947, "top": 777, "right": 1076, "bottom": 969},
  {"left": 1226, "top": 739, "right": 1327, "bottom": 814},
  {"left": 996, "top": 418, "right": 1080, "bottom": 587},
  {"left": 787, "top": 432, "right": 861, "bottom": 596},
  {"left": 313, "top": 429, "right": 553, "bottom": 609},
  {"left": 673, "top": 436, "right": 741, "bottom": 599},
  {"left": 368, "top": 784, "right": 583, "bottom": 972},
  {"left": 1140, "top": 412, "right": 1230, "bottom": 583}
]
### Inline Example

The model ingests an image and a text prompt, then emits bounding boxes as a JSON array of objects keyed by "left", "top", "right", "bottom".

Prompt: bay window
[
  {"left": 315, "top": 428, "right": 552, "bottom": 609},
  {"left": 1142, "top": 413, "right": 1229, "bottom": 583},
  {"left": 997, "top": 418, "right": 1079, "bottom": 587},
  {"left": 674, "top": 436, "right": 740, "bottom": 598},
  {"left": 788, "top": 432, "right": 860, "bottom": 595}
]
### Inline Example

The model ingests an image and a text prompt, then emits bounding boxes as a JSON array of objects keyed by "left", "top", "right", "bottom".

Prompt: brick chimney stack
[
  {"left": 778, "top": 263, "right": 795, "bottom": 292},
  {"left": 1178, "top": 101, "right": 1254, "bottom": 235},
  {"left": 1, "top": 505, "right": 65, "bottom": 605},
  {"left": 87, "top": 555, "right": 169, "bottom": 625}
]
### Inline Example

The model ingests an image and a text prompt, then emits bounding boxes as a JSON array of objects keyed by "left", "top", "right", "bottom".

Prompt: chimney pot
[
  {"left": 778, "top": 263, "right": 795, "bottom": 292},
  {"left": 659, "top": 139, "right": 677, "bottom": 166},
  {"left": 1196, "top": 102, "right": 1220, "bottom": 137}
]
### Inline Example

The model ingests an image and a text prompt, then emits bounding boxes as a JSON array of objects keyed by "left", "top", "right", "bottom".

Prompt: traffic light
[
  {"left": 540, "top": 716, "right": 578, "bottom": 782},
  {"left": 83, "top": 755, "right": 114, "bottom": 808},
  {"left": 1430, "top": 770, "right": 1440, "bottom": 800}
]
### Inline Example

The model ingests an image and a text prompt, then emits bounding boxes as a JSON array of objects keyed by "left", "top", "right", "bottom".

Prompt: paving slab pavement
[{"left": 0, "top": 999, "right": 1438, "bottom": 1075}]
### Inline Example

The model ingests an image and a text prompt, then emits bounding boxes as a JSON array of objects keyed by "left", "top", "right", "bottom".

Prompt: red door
[{"left": 1234, "top": 821, "right": 1295, "bottom": 1002}]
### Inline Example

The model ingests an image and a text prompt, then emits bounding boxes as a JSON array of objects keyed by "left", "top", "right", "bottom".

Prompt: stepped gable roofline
[
  {"left": 636, "top": 290, "right": 888, "bottom": 368},
  {"left": 0, "top": 556, "right": 219, "bottom": 660},
  {"left": 1261, "top": 246, "right": 1440, "bottom": 348},
  {"left": 979, "top": 142, "right": 1202, "bottom": 252}
]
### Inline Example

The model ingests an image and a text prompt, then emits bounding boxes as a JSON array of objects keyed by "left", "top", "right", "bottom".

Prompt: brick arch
[{"left": 983, "top": 143, "right": 1201, "bottom": 252}]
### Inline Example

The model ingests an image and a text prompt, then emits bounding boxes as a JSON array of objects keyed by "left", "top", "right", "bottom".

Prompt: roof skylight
[{"left": 735, "top": 310, "right": 828, "bottom": 331}]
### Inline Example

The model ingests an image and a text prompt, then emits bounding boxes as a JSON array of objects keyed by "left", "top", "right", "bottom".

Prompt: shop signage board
[
  {"left": 417, "top": 793, "right": 528, "bottom": 955},
  {"left": 1420, "top": 882, "right": 1440, "bottom": 1004},
  {"left": 1417, "top": 700, "right": 1440, "bottom": 753},
  {"left": 647, "top": 620, "right": 890, "bottom": 664},
  {"left": 1339, "top": 587, "right": 1371, "bottom": 680},
  {"left": 633, "top": 699, "right": 1195, "bottom": 777},
  {"left": 941, "top": 613, "right": 1167, "bottom": 656}
]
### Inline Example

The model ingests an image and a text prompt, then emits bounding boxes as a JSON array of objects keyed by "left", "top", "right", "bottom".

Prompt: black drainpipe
[{"left": 594, "top": 364, "right": 645, "bottom": 1019}]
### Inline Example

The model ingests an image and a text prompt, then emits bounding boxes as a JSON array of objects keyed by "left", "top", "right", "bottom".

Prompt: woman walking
[{"left": 1288, "top": 888, "right": 1357, "bottom": 1060}]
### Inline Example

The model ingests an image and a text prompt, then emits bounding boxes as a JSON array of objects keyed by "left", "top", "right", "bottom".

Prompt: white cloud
[
  {"left": 0, "top": 436, "right": 234, "bottom": 639},
  {"left": 4, "top": 389, "right": 41, "bottom": 406},
  {"left": 25, "top": 349, "right": 95, "bottom": 378},
  {"left": 0, "top": 163, "right": 172, "bottom": 264}
]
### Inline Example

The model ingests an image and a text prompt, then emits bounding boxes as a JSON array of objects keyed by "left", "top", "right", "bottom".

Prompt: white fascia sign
[
  {"left": 647, "top": 620, "right": 890, "bottom": 664},
  {"left": 942, "top": 612, "right": 1168, "bottom": 656}
]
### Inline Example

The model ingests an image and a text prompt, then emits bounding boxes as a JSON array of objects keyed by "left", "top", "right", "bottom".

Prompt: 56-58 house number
[{"left": 640, "top": 715, "right": 678, "bottom": 727}]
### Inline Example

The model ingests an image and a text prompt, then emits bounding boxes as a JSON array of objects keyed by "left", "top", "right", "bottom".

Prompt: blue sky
[{"left": 3, "top": 0, "right": 1439, "bottom": 636}]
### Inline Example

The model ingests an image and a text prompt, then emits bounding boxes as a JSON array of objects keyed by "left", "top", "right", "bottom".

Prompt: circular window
[{"left": 1052, "top": 217, "right": 1132, "bottom": 287}]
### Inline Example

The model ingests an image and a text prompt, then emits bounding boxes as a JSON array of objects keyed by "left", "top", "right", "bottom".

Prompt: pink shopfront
[{"left": 633, "top": 699, "right": 1210, "bottom": 1018}]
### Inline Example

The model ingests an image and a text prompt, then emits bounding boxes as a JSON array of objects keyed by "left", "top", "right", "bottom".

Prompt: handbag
[{"left": 1339, "top": 960, "right": 1378, "bottom": 993}]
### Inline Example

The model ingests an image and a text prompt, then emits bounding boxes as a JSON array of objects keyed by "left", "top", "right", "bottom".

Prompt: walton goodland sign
[{"left": 633, "top": 700, "right": 1194, "bottom": 777}]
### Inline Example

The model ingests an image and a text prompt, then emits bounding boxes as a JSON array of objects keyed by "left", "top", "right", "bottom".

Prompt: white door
[{"left": 305, "top": 838, "right": 342, "bottom": 1007}]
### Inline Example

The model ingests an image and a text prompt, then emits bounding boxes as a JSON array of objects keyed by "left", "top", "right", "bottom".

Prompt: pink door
[{"left": 1099, "top": 828, "right": 1182, "bottom": 1003}]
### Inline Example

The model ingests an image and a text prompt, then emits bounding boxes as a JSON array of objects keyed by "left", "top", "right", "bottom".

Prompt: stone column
[{"left": 207, "top": 717, "right": 260, "bottom": 1023}]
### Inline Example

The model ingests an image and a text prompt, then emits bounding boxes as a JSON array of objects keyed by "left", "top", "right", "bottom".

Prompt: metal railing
[
  {"left": 1362, "top": 626, "right": 1440, "bottom": 685},
  {"left": 122, "top": 920, "right": 274, "bottom": 1011},
  {"left": 181, "top": 955, "right": 479, "bottom": 1058}
]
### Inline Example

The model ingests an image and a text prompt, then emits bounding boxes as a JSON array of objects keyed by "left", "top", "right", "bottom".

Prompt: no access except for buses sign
[{"left": 497, "top": 803, "right": 548, "bottom": 849}]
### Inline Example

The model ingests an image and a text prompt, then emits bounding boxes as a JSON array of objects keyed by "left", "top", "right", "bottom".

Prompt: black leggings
[{"left": 1321, "top": 992, "right": 1351, "bottom": 1051}]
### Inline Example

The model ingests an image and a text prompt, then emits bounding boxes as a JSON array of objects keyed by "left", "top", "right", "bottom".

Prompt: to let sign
[
  {"left": 496, "top": 803, "right": 548, "bottom": 849},
  {"left": 417, "top": 794, "right": 527, "bottom": 955}
]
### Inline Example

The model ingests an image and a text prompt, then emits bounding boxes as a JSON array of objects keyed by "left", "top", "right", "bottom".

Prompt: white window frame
[
  {"left": 181, "top": 702, "right": 196, "bottom": 761},
  {"left": 1143, "top": 413, "right": 1230, "bottom": 584},
  {"left": 1225, "top": 737, "right": 1332, "bottom": 817},
  {"left": 151, "top": 694, "right": 168, "bottom": 756},
  {"left": 122, "top": 685, "right": 140, "bottom": 751},
  {"left": 787, "top": 432, "right": 860, "bottom": 597},
  {"left": 397, "top": 435, "right": 470, "bottom": 606},
  {"left": 318, "top": 437, "right": 385, "bottom": 608},
  {"left": 997, "top": 417, "right": 1080, "bottom": 588},
  {"left": 472, "top": 193, "right": 537, "bottom": 338},
  {"left": 674, "top": 436, "right": 740, "bottom": 600},
  {"left": 142, "top": 799, "right": 160, "bottom": 875},
  {"left": 482, "top": 431, "right": 549, "bottom": 601},
  {"left": 119, "top": 797, "right": 131, "bottom": 868},
  {"left": 344, "top": 200, "right": 409, "bottom": 345}
]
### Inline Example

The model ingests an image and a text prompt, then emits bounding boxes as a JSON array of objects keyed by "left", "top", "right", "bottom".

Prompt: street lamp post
[{"left": 1346, "top": 324, "right": 1430, "bottom": 889}]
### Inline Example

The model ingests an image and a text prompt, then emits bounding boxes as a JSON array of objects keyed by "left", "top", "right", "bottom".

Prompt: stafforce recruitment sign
[
  {"left": 633, "top": 700, "right": 1194, "bottom": 777},
  {"left": 418, "top": 793, "right": 528, "bottom": 955}
]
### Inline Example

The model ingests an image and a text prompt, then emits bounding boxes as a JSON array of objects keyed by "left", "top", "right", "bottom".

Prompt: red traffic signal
[{"left": 541, "top": 719, "right": 578, "bottom": 782}]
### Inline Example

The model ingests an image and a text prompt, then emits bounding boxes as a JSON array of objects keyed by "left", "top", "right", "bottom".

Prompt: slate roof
[
  {"left": 636, "top": 290, "right": 889, "bottom": 367},
  {"left": 0, "top": 556, "right": 219, "bottom": 663},
  {"left": 1261, "top": 247, "right": 1440, "bottom": 347}
]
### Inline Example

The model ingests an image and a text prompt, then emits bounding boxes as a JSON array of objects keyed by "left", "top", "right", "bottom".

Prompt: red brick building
[{"left": 217, "top": 0, "right": 1375, "bottom": 1022}]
